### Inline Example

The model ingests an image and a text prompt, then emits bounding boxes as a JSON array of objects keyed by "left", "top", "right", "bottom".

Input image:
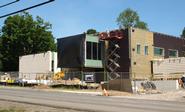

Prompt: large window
[
  {"left": 98, "top": 43, "right": 102, "bottom": 60},
  {"left": 93, "top": 43, "right": 98, "bottom": 60},
  {"left": 154, "top": 47, "right": 164, "bottom": 56},
  {"left": 137, "top": 44, "right": 141, "bottom": 54},
  {"left": 86, "top": 42, "right": 92, "bottom": 59},
  {"left": 169, "top": 49, "right": 178, "bottom": 57},
  {"left": 144, "top": 46, "right": 148, "bottom": 55},
  {"left": 86, "top": 42, "right": 102, "bottom": 60}
]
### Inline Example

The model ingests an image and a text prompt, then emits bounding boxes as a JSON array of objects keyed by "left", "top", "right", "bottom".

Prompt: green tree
[
  {"left": 135, "top": 21, "right": 149, "bottom": 30},
  {"left": 116, "top": 8, "right": 149, "bottom": 30},
  {"left": 181, "top": 27, "right": 185, "bottom": 38},
  {"left": 0, "top": 34, "right": 3, "bottom": 71},
  {"left": 0, "top": 12, "right": 56, "bottom": 71},
  {"left": 0, "top": 55, "right": 2, "bottom": 71},
  {"left": 87, "top": 29, "right": 97, "bottom": 34}
]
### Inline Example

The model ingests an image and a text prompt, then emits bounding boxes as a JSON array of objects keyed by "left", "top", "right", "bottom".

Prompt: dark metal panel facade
[
  {"left": 153, "top": 33, "right": 185, "bottom": 58},
  {"left": 57, "top": 34, "right": 85, "bottom": 68},
  {"left": 117, "top": 29, "right": 130, "bottom": 73}
]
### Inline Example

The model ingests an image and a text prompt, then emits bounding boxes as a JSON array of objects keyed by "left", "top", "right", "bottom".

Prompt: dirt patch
[
  {"left": 32, "top": 84, "right": 50, "bottom": 89},
  {"left": 112, "top": 90, "right": 185, "bottom": 102},
  {"left": 107, "top": 90, "right": 132, "bottom": 96}
]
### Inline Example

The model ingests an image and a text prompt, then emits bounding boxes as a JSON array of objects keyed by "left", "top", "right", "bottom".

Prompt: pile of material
[
  {"left": 51, "top": 78, "right": 100, "bottom": 89},
  {"left": 137, "top": 81, "right": 161, "bottom": 94},
  {"left": 52, "top": 78, "right": 81, "bottom": 85}
]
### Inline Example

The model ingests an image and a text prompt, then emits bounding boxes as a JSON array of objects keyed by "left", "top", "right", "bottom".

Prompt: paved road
[{"left": 0, "top": 88, "right": 185, "bottom": 112}]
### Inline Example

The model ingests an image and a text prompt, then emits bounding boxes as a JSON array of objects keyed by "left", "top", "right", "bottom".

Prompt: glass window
[
  {"left": 98, "top": 43, "right": 102, "bottom": 60},
  {"left": 86, "top": 42, "right": 92, "bottom": 59},
  {"left": 169, "top": 50, "right": 178, "bottom": 57},
  {"left": 93, "top": 43, "right": 98, "bottom": 60},
  {"left": 154, "top": 47, "right": 164, "bottom": 56},
  {"left": 86, "top": 42, "right": 102, "bottom": 60},
  {"left": 144, "top": 46, "right": 148, "bottom": 55},
  {"left": 137, "top": 44, "right": 141, "bottom": 54}
]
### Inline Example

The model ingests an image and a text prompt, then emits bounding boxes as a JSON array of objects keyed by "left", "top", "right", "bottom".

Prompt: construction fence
[
  {"left": 59, "top": 71, "right": 181, "bottom": 92},
  {"left": 0, "top": 71, "right": 183, "bottom": 92}
]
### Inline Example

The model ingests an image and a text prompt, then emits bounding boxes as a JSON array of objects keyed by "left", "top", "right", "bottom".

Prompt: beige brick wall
[{"left": 129, "top": 28, "right": 154, "bottom": 79}]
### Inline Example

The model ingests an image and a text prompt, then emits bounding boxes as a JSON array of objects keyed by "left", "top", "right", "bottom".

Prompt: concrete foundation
[{"left": 132, "top": 80, "right": 179, "bottom": 92}]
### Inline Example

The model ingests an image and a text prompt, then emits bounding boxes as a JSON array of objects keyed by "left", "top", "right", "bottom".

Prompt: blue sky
[{"left": 0, "top": 0, "right": 185, "bottom": 38}]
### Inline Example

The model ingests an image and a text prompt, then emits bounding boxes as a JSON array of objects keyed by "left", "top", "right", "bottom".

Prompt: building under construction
[
  {"left": 57, "top": 33, "right": 105, "bottom": 83},
  {"left": 57, "top": 27, "right": 185, "bottom": 91}
]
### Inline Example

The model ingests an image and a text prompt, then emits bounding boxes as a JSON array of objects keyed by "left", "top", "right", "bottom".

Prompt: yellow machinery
[
  {"left": 0, "top": 74, "right": 15, "bottom": 83},
  {"left": 53, "top": 71, "right": 65, "bottom": 80}
]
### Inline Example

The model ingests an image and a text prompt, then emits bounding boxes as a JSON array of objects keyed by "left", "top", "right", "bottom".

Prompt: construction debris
[{"left": 137, "top": 81, "right": 162, "bottom": 94}]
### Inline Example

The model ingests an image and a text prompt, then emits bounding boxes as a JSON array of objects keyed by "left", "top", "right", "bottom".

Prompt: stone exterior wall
[{"left": 129, "top": 28, "right": 154, "bottom": 79}]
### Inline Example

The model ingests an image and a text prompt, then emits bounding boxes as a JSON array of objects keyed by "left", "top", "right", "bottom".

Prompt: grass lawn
[{"left": 0, "top": 107, "right": 25, "bottom": 112}]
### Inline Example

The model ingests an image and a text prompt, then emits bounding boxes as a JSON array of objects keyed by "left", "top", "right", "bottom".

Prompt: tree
[
  {"left": 0, "top": 35, "right": 3, "bottom": 71},
  {"left": 116, "top": 8, "right": 149, "bottom": 30},
  {"left": 181, "top": 27, "right": 185, "bottom": 38},
  {"left": 0, "top": 12, "right": 56, "bottom": 71},
  {"left": 135, "top": 21, "right": 149, "bottom": 30},
  {"left": 87, "top": 29, "right": 97, "bottom": 34},
  {"left": 0, "top": 55, "right": 2, "bottom": 71}
]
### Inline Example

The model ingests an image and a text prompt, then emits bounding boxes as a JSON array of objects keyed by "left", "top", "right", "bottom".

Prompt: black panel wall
[
  {"left": 153, "top": 33, "right": 185, "bottom": 58},
  {"left": 117, "top": 29, "right": 130, "bottom": 74},
  {"left": 57, "top": 34, "right": 85, "bottom": 68}
]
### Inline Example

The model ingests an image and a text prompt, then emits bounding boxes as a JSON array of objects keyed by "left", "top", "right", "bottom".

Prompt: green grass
[{"left": 0, "top": 107, "right": 25, "bottom": 112}]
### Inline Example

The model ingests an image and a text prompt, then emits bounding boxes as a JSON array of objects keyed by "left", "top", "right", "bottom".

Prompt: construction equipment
[
  {"left": 0, "top": 73, "right": 15, "bottom": 83},
  {"left": 53, "top": 71, "right": 65, "bottom": 80}
]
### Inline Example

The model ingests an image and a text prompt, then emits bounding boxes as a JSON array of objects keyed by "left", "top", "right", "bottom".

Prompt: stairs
[{"left": 106, "top": 41, "right": 121, "bottom": 80}]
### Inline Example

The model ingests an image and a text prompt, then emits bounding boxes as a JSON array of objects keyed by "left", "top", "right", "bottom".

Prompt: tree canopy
[
  {"left": 0, "top": 12, "right": 56, "bottom": 71},
  {"left": 86, "top": 29, "right": 97, "bottom": 34},
  {"left": 181, "top": 27, "right": 185, "bottom": 38},
  {"left": 116, "top": 8, "right": 149, "bottom": 30}
]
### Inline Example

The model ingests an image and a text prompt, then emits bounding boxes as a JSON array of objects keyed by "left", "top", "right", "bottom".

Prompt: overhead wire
[
  {"left": 0, "top": 0, "right": 20, "bottom": 9},
  {"left": 0, "top": 0, "right": 55, "bottom": 19}
]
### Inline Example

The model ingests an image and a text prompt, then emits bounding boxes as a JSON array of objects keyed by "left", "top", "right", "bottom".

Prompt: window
[
  {"left": 93, "top": 43, "right": 98, "bottom": 60},
  {"left": 144, "top": 46, "right": 148, "bottom": 55},
  {"left": 98, "top": 43, "right": 102, "bottom": 60},
  {"left": 86, "top": 42, "right": 102, "bottom": 60},
  {"left": 86, "top": 42, "right": 92, "bottom": 59},
  {"left": 169, "top": 49, "right": 178, "bottom": 57},
  {"left": 137, "top": 44, "right": 141, "bottom": 54},
  {"left": 154, "top": 47, "right": 164, "bottom": 56}
]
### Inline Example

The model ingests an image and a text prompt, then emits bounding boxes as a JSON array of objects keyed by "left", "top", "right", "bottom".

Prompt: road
[{"left": 0, "top": 87, "right": 185, "bottom": 112}]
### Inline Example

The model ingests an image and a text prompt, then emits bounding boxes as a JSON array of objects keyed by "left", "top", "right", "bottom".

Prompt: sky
[{"left": 0, "top": 0, "right": 185, "bottom": 38}]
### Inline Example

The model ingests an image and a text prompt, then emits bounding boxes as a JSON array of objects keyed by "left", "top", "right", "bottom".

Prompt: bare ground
[{"left": 112, "top": 90, "right": 185, "bottom": 102}]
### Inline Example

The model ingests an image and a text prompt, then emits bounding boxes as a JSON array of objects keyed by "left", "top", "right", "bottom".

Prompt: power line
[
  {"left": 0, "top": 0, "right": 55, "bottom": 19},
  {"left": 0, "top": 0, "right": 20, "bottom": 9}
]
